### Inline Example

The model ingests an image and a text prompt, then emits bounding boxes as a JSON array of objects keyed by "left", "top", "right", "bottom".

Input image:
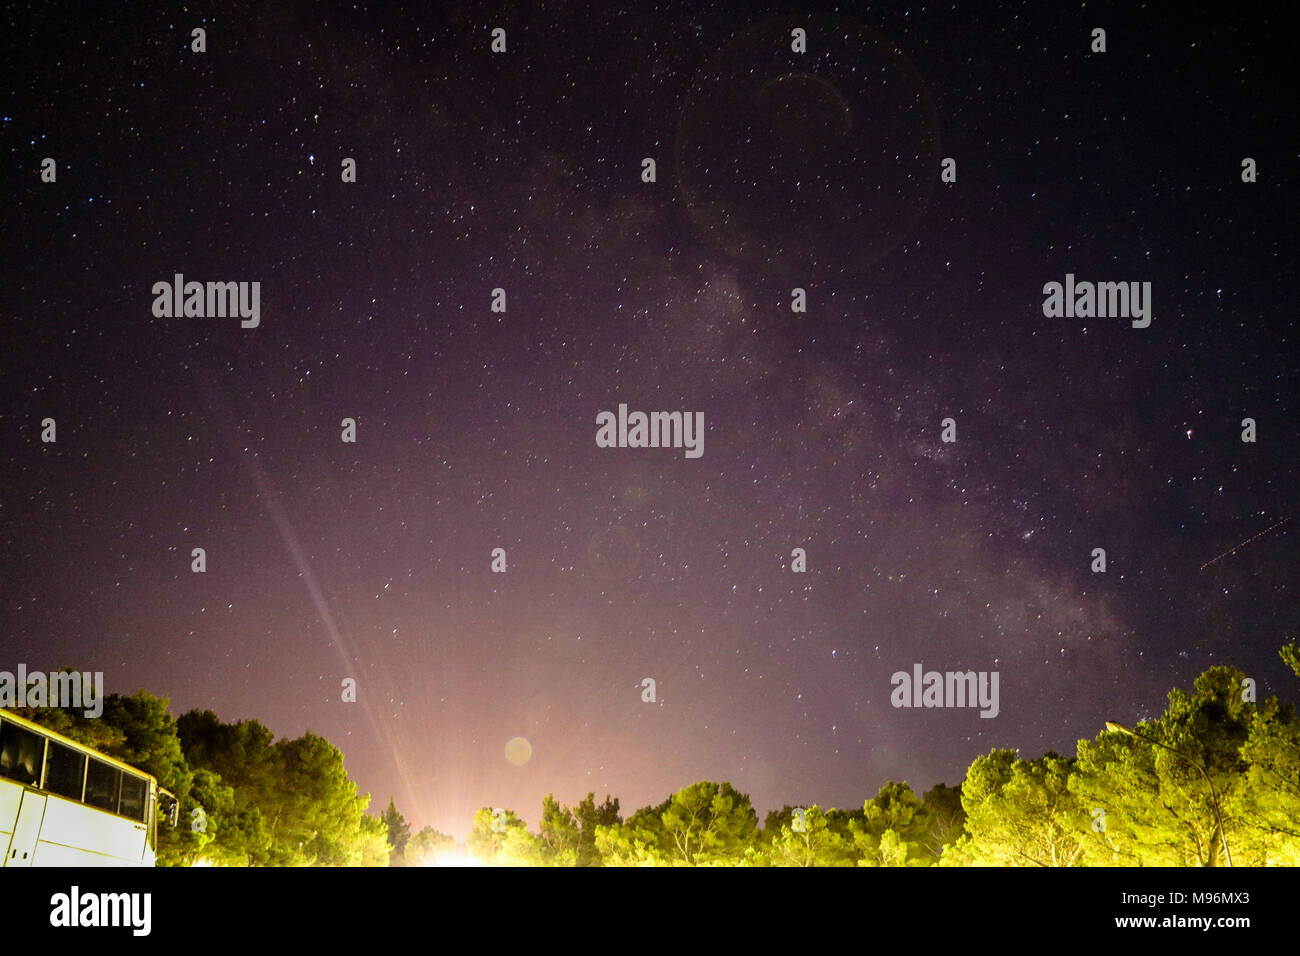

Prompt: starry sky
[{"left": 3, "top": 1, "right": 1296, "bottom": 840}]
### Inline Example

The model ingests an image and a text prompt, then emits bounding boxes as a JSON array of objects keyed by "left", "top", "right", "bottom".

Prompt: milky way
[{"left": 3, "top": 2, "right": 1295, "bottom": 838}]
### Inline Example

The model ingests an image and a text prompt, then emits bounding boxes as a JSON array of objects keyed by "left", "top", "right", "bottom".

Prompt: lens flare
[{"left": 504, "top": 736, "right": 532, "bottom": 766}]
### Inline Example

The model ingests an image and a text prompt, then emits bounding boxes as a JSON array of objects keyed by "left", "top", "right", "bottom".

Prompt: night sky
[{"left": 3, "top": 2, "right": 1295, "bottom": 840}]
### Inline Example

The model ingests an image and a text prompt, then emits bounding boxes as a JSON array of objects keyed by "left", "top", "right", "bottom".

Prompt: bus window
[
  {"left": 119, "top": 772, "right": 147, "bottom": 822},
  {"left": 85, "top": 758, "right": 122, "bottom": 813},
  {"left": 146, "top": 788, "right": 156, "bottom": 851},
  {"left": 45, "top": 740, "right": 87, "bottom": 800},
  {"left": 0, "top": 719, "right": 44, "bottom": 787},
  {"left": 158, "top": 789, "right": 179, "bottom": 828}
]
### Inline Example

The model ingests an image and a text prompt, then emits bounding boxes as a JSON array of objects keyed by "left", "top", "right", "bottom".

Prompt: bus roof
[{"left": 0, "top": 707, "right": 158, "bottom": 785}]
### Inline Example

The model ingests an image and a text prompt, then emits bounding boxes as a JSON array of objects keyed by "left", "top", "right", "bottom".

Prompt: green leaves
[
  {"left": 13, "top": 645, "right": 1300, "bottom": 866},
  {"left": 1073, "top": 666, "right": 1257, "bottom": 866},
  {"left": 947, "top": 751, "right": 1087, "bottom": 866},
  {"left": 176, "top": 711, "right": 386, "bottom": 866},
  {"left": 768, "top": 805, "right": 854, "bottom": 867},
  {"left": 659, "top": 780, "right": 758, "bottom": 865},
  {"left": 1281, "top": 644, "right": 1300, "bottom": 679},
  {"left": 468, "top": 806, "right": 537, "bottom": 864},
  {"left": 405, "top": 826, "right": 457, "bottom": 865},
  {"left": 380, "top": 797, "right": 410, "bottom": 863}
]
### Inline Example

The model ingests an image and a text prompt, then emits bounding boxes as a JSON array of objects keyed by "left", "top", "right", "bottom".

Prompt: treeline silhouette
[{"left": 18, "top": 646, "right": 1300, "bottom": 866}]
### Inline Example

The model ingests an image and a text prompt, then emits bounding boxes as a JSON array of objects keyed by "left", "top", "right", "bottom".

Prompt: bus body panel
[
  {"left": 32, "top": 837, "right": 151, "bottom": 867},
  {"left": 0, "top": 710, "right": 163, "bottom": 867},
  {"left": 0, "top": 779, "right": 22, "bottom": 845},
  {"left": 4, "top": 790, "right": 48, "bottom": 867},
  {"left": 34, "top": 794, "right": 149, "bottom": 865}
]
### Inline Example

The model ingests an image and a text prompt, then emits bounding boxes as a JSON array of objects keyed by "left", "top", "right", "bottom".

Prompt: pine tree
[{"left": 380, "top": 797, "right": 410, "bottom": 864}]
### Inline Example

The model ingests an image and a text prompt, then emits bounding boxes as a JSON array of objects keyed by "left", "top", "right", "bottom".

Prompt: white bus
[{"left": 0, "top": 708, "right": 177, "bottom": 866}]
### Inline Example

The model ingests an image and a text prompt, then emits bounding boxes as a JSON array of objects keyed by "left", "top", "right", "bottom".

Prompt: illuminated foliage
[{"left": 14, "top": 648, "right": 1300, "bottom": 866}]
